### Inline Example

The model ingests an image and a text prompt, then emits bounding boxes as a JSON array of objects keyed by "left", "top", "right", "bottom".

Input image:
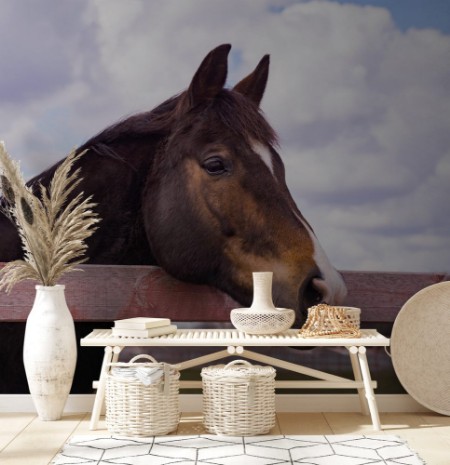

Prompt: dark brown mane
[
  {"left": 80, "top": 87, "right": 279, "bottom": 163},
  {"left": 174, "top": 89, "right": 279, "bottom": 148},
  {"left": 211, "top": 90, "right": 279, "bottom": 146},
  {"left": 77, "top": 95, "right": 182, "bottom": 158}
]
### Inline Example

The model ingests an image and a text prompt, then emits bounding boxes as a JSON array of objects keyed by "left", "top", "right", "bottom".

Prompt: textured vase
[
  {"left": 23, "top": 284, "right": 77, "bottom": 420},
  {"left": 250, "top": 272, "right": 277, "bottom": 311},
  {"left": 230, "top": 271, "right": 295, "bottom": 334}
]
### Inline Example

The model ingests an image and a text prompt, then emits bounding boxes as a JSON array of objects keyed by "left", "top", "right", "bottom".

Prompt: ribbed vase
[{"left": 23, "top": 284, "right": 77, "bottom": 420}]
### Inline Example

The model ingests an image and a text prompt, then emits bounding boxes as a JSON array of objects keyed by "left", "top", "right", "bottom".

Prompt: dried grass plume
[{"left": 0, "top": 142, "right": 100, "bottom": 292}]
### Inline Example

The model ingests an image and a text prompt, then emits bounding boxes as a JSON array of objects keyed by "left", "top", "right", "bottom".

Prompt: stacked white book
[{"left": 112, "top": 317, "right": 177, "bottom": 338}]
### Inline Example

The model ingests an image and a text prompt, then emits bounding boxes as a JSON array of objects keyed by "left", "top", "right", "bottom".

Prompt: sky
[{"left": 0, "top": 0, "right": 449, "bottom": 274}]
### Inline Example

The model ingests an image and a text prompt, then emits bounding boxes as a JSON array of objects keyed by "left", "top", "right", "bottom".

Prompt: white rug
[{"left": 52, "top": 434, "right": 425, "bottom": 465}]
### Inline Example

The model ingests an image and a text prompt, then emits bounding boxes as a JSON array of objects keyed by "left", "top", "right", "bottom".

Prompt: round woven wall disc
[{"left": 391, "top": 281, "right": 450, "bottom": 415}]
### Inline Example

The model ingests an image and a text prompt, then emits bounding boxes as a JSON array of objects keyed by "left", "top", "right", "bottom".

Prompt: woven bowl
[
  {"left": 302, "top": 305, "right": 361, "bottom": 332},
  {"left": 315, "top": 306, "right": 361, "bottom": 329},
  {"left": 230, "top": 307, "right": 295, "bottom": 335}
]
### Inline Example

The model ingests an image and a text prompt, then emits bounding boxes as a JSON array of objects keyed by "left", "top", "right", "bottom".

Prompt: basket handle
[
  {"left": 128, "top": 354, "right": 158, "bottom": 364},
  {"left": 224, "top": 359, "right": 253, "bottom": 369},
  {"left": 223, "top": 360, "right": 257, "bottom": 406}
]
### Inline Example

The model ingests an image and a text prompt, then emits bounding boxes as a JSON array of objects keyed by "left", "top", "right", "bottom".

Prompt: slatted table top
[{"left": 81, "top": 328, "right": 390, "bottom": 347}]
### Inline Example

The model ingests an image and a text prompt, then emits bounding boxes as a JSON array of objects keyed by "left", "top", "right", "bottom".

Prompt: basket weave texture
[
  {"left": 299, "top": 304, "right": 361, "bottom": 338},
  {"left": 201, "top": 360, "right": 276, "bottom": 436},
  {"left": 105, "top": 354, "right": 180, "bottom": 436}
]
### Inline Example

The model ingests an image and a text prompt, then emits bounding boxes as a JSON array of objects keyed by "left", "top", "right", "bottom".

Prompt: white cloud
[{"left": 0, "top": 0, "right": 449, "bottom": 273}]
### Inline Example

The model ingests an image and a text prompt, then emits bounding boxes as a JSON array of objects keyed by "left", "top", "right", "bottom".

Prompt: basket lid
[{"left": 201, "top": 360, "right": 275, "bottom": 379}]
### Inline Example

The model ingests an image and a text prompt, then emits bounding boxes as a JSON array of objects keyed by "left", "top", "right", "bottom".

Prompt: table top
[{"left": 81, "top": 328, "right": 390, "bottom": 348}]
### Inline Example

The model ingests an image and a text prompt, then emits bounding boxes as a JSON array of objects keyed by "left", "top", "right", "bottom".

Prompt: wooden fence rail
[
  {"left": 0, "top": 264, "right": 448, "bottom": 324},
  {"left": 0, "top": 264, "right": 447, "bottom": 394}
]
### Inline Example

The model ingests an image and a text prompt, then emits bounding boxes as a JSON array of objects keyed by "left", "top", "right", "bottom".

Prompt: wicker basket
[
  {"left": 201, "top": 360, "right": 276, "bottom": 436},
  {"left": 299, "top": 305, "right": 361, "bottom": 338},
  {"left": 105, "top": 354, "right": 180, "bottom": 436}
]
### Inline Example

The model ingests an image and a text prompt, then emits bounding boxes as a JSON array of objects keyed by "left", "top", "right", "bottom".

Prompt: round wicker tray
[{"left": 391, "top": 281, "right": 450, "bottom": 416}]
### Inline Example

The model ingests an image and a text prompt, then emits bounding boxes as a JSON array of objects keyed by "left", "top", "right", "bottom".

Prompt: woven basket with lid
[
  {"left": 105, "top": 354, "right": 180, "bottom": 436},
  {"left": 201, "top": 360, "right": 276, "bottom": 436}
]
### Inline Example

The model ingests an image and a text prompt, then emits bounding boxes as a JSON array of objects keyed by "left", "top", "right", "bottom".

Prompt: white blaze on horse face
[
  {"left": 252, "top": 140, "right": 346, "bottom": 304},
  {"left": 291, "top": 209, "right": 347, "bottom": 304},
  {"left": 252, "top": 141, "right": 275, "bottom": 177},
  {"left": 310, "top": 233, "right": 347, "bottom": 304},
  {"left": 252, "top": 141, "right": 347, "bottom": 305}
]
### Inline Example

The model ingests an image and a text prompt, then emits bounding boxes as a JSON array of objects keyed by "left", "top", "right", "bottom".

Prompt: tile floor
[{"left": 0, "top": 412, "right": 449, "bottom": 465}]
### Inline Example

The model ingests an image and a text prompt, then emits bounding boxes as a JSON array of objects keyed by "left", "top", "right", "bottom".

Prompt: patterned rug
[{"left": 52, "top": 434, "right": 425, "bottom": 465}]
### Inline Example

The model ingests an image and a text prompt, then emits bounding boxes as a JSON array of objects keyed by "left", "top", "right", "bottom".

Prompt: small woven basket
[
  {"left": 105, "top": 354, "right": 180, "bottom": 436},
  {"left": 201, "top": 360, "right": 276, "bottom": 436},
  {"left": 299, "top": 304, "right": 361, "bottom": 338}
]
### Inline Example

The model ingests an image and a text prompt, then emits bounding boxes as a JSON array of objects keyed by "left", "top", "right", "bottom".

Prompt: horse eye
[{"left": 202, "top": 156, "right": 228, "bottom": 176}]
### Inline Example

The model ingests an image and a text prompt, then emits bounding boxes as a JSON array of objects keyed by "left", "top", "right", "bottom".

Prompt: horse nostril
[
  {"left": 311, "top": 277, "right": 332, "bottom": 304},
  {"left": 305, "top": 276, "right": 324, "bottom": 306},
  {"left": 297, "top": 274, "right": 323, "bottom": 325}
]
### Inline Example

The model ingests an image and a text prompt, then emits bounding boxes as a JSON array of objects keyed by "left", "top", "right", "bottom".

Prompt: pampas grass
[{"left": 0, "top": 142, "right": 100, "bottom": 292}]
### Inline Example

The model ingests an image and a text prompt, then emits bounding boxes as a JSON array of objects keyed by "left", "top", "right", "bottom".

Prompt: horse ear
[
  {"left": 233, "top": 54, "right": 270, "bottom": 106},
  {"left": 186, "top": 44, "right": 231, "bottom": 109}
]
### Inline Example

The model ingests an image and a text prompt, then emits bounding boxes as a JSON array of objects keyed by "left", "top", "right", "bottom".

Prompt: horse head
[
  {"left": 0, "top": 44, "right": 346, "bottom": 323},
  {"left": 142, "top": 44, "right": 347, "bottom": 322}
]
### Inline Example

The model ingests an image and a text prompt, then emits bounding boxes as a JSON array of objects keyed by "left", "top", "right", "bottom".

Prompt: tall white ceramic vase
[
  {"left": 250, "top": 272, "right": 277, "bottom": 311},
  {"left": 23, "top": 284, "right": 77, "bottom": 420}
]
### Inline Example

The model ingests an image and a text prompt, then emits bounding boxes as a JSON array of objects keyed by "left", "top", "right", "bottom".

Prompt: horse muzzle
[{"left": 297, "top": 269, "right": 347, "bottom": 326}]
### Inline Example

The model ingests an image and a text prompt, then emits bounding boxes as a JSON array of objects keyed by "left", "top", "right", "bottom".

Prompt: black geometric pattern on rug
[{"left": 52, "top": 434, "right": 425, "bottom": 465}]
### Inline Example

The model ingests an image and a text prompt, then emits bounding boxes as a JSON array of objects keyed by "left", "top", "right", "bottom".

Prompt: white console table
[{"left": 81, "top": 328, "right": 390, "bottom": 431}]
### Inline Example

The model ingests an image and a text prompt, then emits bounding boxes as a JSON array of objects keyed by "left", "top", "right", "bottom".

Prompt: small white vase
[
  {"left": 250, "top": 272, "right": 277, "bottom": 311},
  {"left": 230, "top": 272, "right": 295, "bottom": 334},
  {"left": 23, "top": 284, "right": 77, "bottom": 420}
]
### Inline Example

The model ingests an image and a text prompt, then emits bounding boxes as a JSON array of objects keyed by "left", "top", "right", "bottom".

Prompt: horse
[{"left": 0, "top": 44, "right": 346, "bottom": 324}]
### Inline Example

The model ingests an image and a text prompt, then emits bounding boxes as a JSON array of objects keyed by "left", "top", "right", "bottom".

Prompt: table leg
[
  {"left": 348, "top": 346, "right": 369, "bottom": 415},
  {"left": 89, "top": 345, "right": 122, "bottom": 430},
  {"left": 357, "top": 346, "right": 382, "bottom": 431}
]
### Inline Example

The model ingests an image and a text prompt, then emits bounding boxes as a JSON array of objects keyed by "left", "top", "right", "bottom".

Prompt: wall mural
[{"left": 0, "top": 44, "right": 346, "bottom": 325}]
